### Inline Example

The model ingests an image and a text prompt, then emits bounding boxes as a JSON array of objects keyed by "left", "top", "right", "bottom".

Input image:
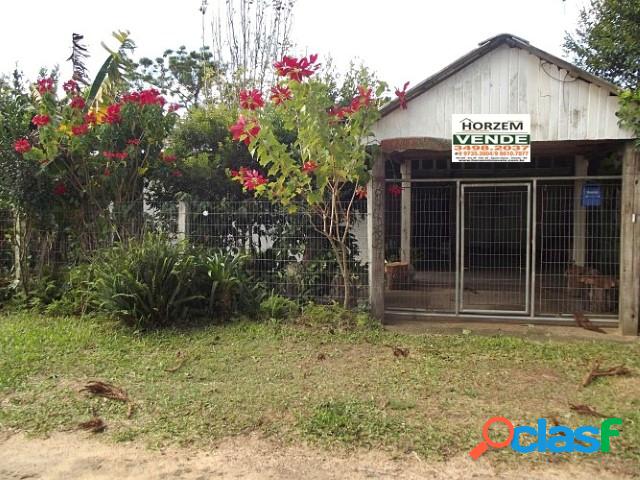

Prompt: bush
[
  {"left": 259, "top": 293, "right": 298, "bottom": 320},
  {"left": 85, "top": 235, "right": 261, "bottom": 328}
]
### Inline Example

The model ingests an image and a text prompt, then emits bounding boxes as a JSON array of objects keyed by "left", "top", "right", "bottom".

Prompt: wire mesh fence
[
  {"left": 384, "top": 178, "right": 621, "bottom": 318},
  {"left": 0, "top": 200, "right": 370, "bottom": 307}
]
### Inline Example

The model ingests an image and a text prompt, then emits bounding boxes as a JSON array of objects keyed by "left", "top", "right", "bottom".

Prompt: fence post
[
  {"left": 619, "top": 142, "right": 640, "bottom": 336},
  {"left": 368, "top": 152, "right": 385, "bottom": 322},
  {"left": 13, "top": 210, "right": 22, "bottom": 284},
  {"left": 177, "top": 200, "right": 188, "bottom": 242}
]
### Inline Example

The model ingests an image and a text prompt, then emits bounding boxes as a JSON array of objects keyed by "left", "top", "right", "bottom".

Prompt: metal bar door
[{"left": 460, "top": 183, "right": 531, "bottom": 314}]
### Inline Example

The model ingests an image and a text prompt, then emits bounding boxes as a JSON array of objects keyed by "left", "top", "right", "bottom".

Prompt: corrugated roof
[{"left": 380, "top": 33, "right": 621, "bottom": 117}]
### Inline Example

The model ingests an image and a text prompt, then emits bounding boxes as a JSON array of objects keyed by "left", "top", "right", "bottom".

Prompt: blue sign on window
[{"left": 582, "top": 184, "right": 602, "bottom": 207}]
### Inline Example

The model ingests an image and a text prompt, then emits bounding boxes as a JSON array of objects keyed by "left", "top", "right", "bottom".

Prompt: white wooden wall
[{"left": 374, "top": 44, "right": 633, "bottom": 142}]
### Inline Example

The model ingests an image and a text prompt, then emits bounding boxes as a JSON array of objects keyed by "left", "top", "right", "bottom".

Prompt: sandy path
[{"left": 0, "top": 432, "right": 632, "bottom": 480}]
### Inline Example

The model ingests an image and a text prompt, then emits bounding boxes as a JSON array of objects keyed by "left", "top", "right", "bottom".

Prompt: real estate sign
[{"left": 452, "top": 114, "right": 531, "bottom": 162}]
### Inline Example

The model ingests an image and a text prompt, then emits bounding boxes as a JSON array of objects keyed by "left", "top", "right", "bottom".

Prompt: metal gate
[
  {"left": 461, "top": 183, "right": 530, "bottom": 314},
  {"left": 385, "top": 176, "right": 621, "bottom": 323}
]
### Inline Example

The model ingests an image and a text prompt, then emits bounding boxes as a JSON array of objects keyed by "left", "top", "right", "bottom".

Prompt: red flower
[
  {"left": 84, "top": 112, "right": 97, "bottom": 124},
  {"left": 270, "top": 85, "right": 292, "bottom": 105},
  {"left": 71, "top": 123, "right": 89, "bottom": 136},
  {"left": 70, "top": 96, "right": 85, "bottom": 109},
  {"left": 355, "top": 186, "right": 367, "bottom": 199},
  {"left": 302, "top": 161, "right": 318, "bottom": 173},
  {"left": 162, "top": 153, "right": 177, "bottom": 164},
  {"left": 103, "top": 168, "right": 111, "bottom": 177},
  {"left": 229, "top": 115, "right": 260, "bottom": 146},
  {"left": 274, "top": 54, "right": 319, "bottom": 82},
  {"left": 242, "top": 169, "right": 268, "bottom": 190},
  {"left": 328, "top": 105, "right": 352, "bottom": 119},
  {"left": 387, "top": 184, "right": 402, "bottom": 197},
  {"left": 239, "top": 89, "right": 265, "bottom": 110},
  {"left": 395, "top": 81, "right": 410, "bottom": 110},
  {"left": 171, "top": 170, "right": 183, "bottom": 177},
  {"left": 168, "top": 103, "right": 181, "bottom": 113},
  {"left": 53, "top": 182, "right": 66, "bottom": 196},
  {"left": 32, "top": 114, "right": 50, "bottom": 127},
  {"left": 122, "top": 88, "right": 165, "bottom": 107},
  {"left": 13, "top": 138, "right": 31, "bottom": 154},
  {"left": 103, "top": 151, "right": 128, "bottom": 161},
  {"left": 127, "top": 138, "right": 141, "bottom": 146},
  {"left": 63, "top": 79, "right": 79, "bottom": 94},
  {"left": 104, "top": 103, "right": 121, "bottom": 124},
  {"left": 36, "top": 77, "right": 54, "bottom": 95},
  {"left": 350, "top": 85, "right": 373, "bottom": 113}
]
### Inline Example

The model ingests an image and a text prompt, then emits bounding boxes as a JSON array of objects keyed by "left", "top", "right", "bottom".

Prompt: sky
[{"left": 0, "top": 0, "right": 589, "bottom": 90}]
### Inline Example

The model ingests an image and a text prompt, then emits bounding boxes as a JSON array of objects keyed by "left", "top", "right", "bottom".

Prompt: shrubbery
[{"left": 48, "top": 235, "right": 262, "bottom": 328}]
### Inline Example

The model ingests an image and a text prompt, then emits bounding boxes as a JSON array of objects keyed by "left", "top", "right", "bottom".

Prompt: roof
[{"left": 380, "top": 33, "right": 621, "bottom": 117}]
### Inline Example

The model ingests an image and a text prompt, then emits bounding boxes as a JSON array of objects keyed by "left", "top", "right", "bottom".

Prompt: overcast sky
[{"left": 0, "top": 0, "right": 588, "bottom": 90}]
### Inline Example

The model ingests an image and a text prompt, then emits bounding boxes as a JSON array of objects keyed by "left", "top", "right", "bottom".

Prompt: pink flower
[
  {"left": 242, "top": 169, "right": 267, "bottom": 190},
  {"left": 13, "top": 138, "right": 31, "bottom": 154},
  {"left": 84, "top": 112, "right": 97, "bottom": 124},
  {"left": 270, "top": 85, "right": 292, "bottom": 105},
  {"left": 122, "top": 88, "right": 165, "bottom": 106},
  {"left": 302, "top": 161, "right": 318, "bottom": 173},
  {"left": 395, "top": 81, "right": 410, "bottom": 110},
  {"left": 63, "top": 79, "right": 79, "bottom": 94},
  {"left": 328, "top": 105, "right": 352, "bottom": 119},
  {"left": 355, "top": 186, "right": 367, "bottom": 199},
  {"left": 32, "top": 114, "right": 50, "bottom": 127},
  {"left": 53, "top": 182, "right": 67, "bottom": 196},
  {"left": 71, "top": 123, "right": 89, "bottom": 136},
  {"left": 37, "top": 77, "right": 54, "bottom": 95},
  {"left": 168, "top": 103, "right": 181, "bottom": 113},
  {"left": 171, "top": 170, "right": 183, "bottom": 177},
  {"left": 350, "top": 85, "right": 372, "bottom": 113},
  {"left": 103, "top": 168, "right": 111, "bottom": 177},
  {"left": 239, "top": 89, "right": 265, "bottom": 110},
  {"left": 273, "top": 54, "right": 319, "bottom": 82},
  {"left": 229, "top": 115, "right": 260, "bottom": 146},
  {"left": 127, "top": 138, "right": 141, "bottom": 146},
  {"left": 104, "top": 104, "right": 121, "bottom": 124},
  {"left": 387, "top": 184, "right": 402, "bottom": 197},
  {"left": 70, "top": 96, "right": 85, "bottom": 109},
  {"left": 162, "top": 153, "right": 177, "bottom": 164}
]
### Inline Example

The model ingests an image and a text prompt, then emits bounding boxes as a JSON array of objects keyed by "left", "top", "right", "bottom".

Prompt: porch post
[
  {"left": 400, "top": 159, "right": 412, "bottom": 265},
  {"left": 619, "top": 142, "right": 640, "bottom": 336},
  {"left": 572, "top": 155, "right": 588, "bottom": 266},
  {"left": 368, "top": 152, "right": 385, "bottom": 321}
]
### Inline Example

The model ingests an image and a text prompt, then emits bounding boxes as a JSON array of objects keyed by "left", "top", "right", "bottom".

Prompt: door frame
[{"left": 458, "top": 182, "right": 532, "bottom": 315}]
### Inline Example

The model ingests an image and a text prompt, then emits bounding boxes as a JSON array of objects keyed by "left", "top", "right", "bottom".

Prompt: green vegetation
[{"left": 0, "top": 313, "right": 638, "bottom": 471}]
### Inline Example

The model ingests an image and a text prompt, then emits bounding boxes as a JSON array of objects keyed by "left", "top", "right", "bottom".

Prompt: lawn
[{"left": 0, "top": 312, "right": 639, "bottom": 473}]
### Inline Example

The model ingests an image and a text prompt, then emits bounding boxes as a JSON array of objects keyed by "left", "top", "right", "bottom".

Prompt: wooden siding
[{"left": 373, "top": 44, "right": 633, "bottom": 142}]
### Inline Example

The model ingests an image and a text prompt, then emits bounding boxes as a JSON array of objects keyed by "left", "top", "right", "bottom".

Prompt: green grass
[{"left": 0, "top": 312, "right": 639, "bottom": 471}]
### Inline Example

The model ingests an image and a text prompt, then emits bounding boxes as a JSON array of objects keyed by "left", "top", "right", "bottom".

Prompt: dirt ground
[{"left": 0, "top": 432, "right": 634, "bottom": 480}]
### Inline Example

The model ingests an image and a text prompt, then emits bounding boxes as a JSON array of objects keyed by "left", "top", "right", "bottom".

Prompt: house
[{"left": 367, "top": 34, "right": 639, "bottom": 335}]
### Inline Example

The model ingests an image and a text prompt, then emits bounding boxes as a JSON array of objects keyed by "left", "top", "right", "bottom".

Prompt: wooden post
[
  {"left": 400, "top": 159, "right": 412, "bottom": 265},
  {"left": 572, "top": 156, "right": 588, "bottom": 266},
  {"left": 368, "top": 152, "right": 385, "bottom": 322},
  {"left": 177, "top": 200, "right": 188, "bottom": 242},
  {"left": 619, "top": 142, "right": 640, "bottom": 336}
]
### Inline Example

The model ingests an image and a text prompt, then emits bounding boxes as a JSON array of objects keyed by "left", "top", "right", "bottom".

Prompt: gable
[{"left": 374, "top": 40, "right": 633, "bottom": 143}]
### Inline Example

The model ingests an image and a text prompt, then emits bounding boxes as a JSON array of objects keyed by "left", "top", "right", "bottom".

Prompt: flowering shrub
[
  {"left": 12, "top": 76, "right": 179, "bottom": 249},
  {"left": 227, "top": 54, "right": 399, "bottom": 307}
]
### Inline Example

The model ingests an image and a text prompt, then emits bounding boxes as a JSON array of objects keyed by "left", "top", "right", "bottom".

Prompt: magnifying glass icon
[{"left": 469, "top": 416, "right": 514, "bottom": 460}]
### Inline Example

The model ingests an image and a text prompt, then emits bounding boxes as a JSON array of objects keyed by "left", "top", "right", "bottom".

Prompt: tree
[
  {"left": 10, "top": 33, "right": 179, "bottom": 254},
  {"left": 564, "top": 0, "right": 640, "bottom": 90},
  {"left": 228, "top": 55, "right": 386, "bottom": 307},
  {"left": 135, "top": 46, "right": 219, "bottom": 107},
  {"left": 207, "top": 0, "right": 296, "bottom": 100},
  {"left": 564, "top": 0, "right": 640, "bottom": 141}
]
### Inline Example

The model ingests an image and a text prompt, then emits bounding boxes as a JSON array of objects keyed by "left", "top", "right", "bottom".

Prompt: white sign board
[{"left": 452, "top": 114, "right": 531, "bottom": 162}]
